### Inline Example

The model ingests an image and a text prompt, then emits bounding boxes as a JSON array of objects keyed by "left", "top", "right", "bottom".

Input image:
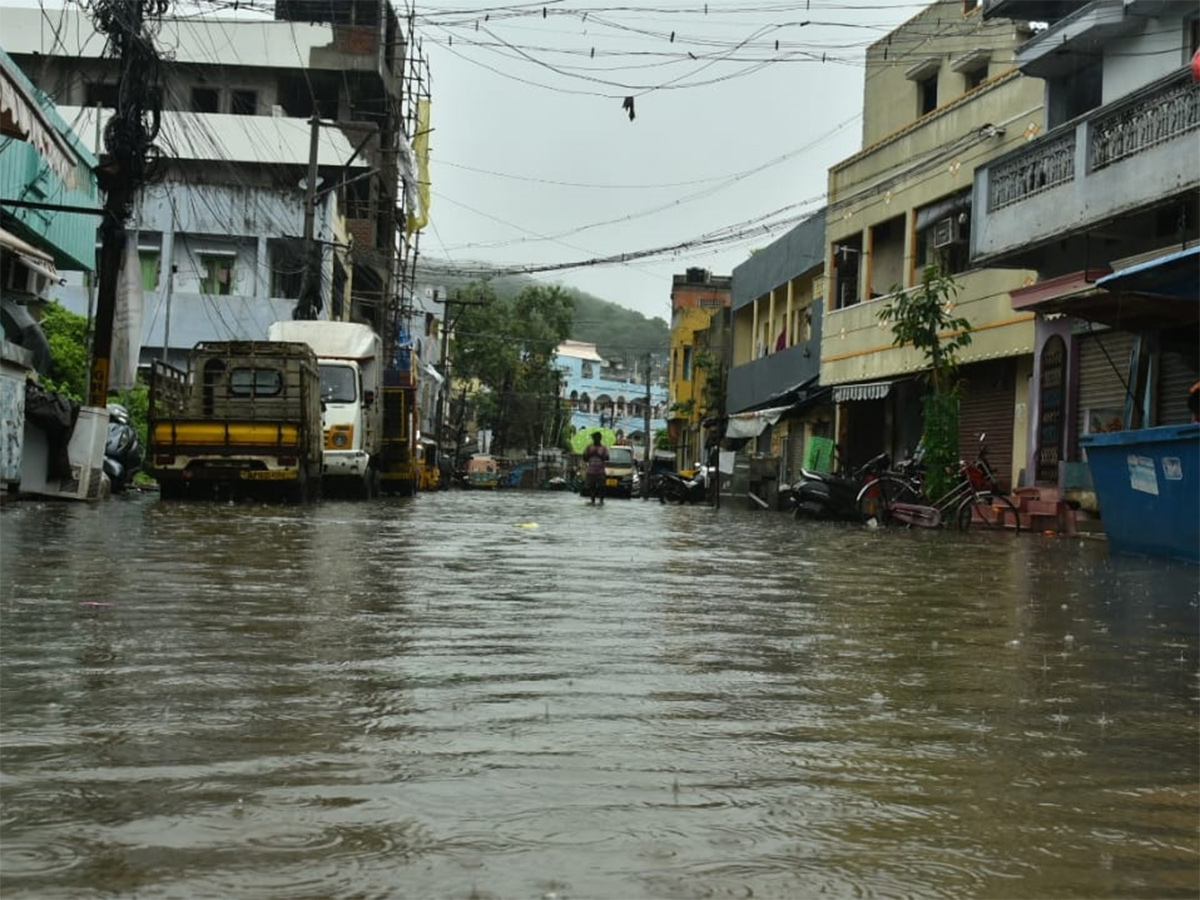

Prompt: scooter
[
  {"left": 103, "top": 403, "right": 143, "bottom": 494},
  {"left": 789, "top": 451, "right": 890, "bottom": 521},
  {"left": 657, "top": 469, "right": 707, "bottom": 504}
]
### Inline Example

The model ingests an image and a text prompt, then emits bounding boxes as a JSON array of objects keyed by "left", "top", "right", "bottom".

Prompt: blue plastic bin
[{"left": 1080, "top": 424, "right": 1199, "bottom": 563}]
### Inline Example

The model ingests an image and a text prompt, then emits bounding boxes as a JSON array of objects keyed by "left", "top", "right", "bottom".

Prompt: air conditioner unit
[{"left": 932, "top": 217, "right": 960, "bottom": 249}]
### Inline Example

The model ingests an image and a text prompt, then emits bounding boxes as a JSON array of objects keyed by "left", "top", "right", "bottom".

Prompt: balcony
[
  {"left": 1012, "top": 0, "right": 1138, "bottom": 78},
  {"left": 820, "top": 268, "right": 1035, "bottom": 387},
  {"left": 983, "top": 0, "right": 1089, "bottom": 20},
  {"left": 972, "top": 70, "right": 1199, "bottom": 267},
  {"left": 727, "top": 344, "right": 818, "bottom": 414}
]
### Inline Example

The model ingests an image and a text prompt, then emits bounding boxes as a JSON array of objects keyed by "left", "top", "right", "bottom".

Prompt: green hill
[{"left": 416, "top": 264, "right": 668, "bottom": 366}]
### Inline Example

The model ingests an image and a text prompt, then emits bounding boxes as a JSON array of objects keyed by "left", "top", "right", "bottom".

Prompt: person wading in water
[{"left": 582, "top": 431, "right": 609, "bottom": 505}]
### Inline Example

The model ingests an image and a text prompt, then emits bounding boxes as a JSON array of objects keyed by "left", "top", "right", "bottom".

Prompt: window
[
  {"left": 918, "top": 213, "right": 972, "bottom": 275},
  {"left": 832, "top": 241, "right": 862, "bottom": 309},
  {"left": 319, "top": 364, "right": 357, "bottom": 403},
  {"left": 581, "top": 361, "right": 594, "bottom": 379},
  {"left": 682, "top": 346, "right": 693, "bottom": 381},
  {"left": 918, "top": 75, "right": 938, "bottom": 116},
  {"left": 269, "top": 240, "right": 303, "bottom": 299},
  {"left": 84, "top": 82, "right": 119, "bottom": 109},
  {"left": 191, "top": 87, "right": 219, "bottom": 113},
  {"left": 963, "top": 65, "right": 987, "bottom": 92},
  {"left": 231, "top": 89, "right": 257, "bottom": 115},
  {"left": 229, "top": 368, "right": 283, "bottom": 397},
  {"left": 138, "top": 250, "right": 160, "bottom": 290},
  {"left": 199, "top": 254, "right": 234, "bottom": 295}
]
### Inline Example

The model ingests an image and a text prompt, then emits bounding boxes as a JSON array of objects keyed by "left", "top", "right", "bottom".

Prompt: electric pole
[
  {"left": 434, "top": 289, "right": 450, "bottom": 471},
  {"left": 88, "top": 0, "right": 164, "bottom": 406},
  {"left": 642, "top": 353, "right": 652, "bottom": 498},
  {"left": 295, "top": 112, "right": 321, "bottom": 320},
  {"left": 434, "top": 291, "right": 484, "bottom": 474}
]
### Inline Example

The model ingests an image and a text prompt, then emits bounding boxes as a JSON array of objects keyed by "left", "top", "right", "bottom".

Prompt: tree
[
  {"left": 38, "top": 301, "right": 89, "bottom": 400},
  {"left": 450, "top": 281, "right": 574, "bottom": 457},
  {"left": 877, "top": 265, "right": 972, "bottom": 500},
  {"left": 37, "top": 300, "right": 150, "bottom": 463}
]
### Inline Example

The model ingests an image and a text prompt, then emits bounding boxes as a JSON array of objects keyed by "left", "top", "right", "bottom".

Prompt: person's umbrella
[{"left": 569, "top": 427, "right": 617, "bottom": 454}]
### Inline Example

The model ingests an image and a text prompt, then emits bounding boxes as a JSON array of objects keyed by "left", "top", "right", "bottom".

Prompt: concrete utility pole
[
  {"left": 642, "top": 354, "right": 652, "bottom": 499},
  {"left": 89, "top": 0, "right": 163, "bottom": 406},
  {"left": 434, "top": 289, "right": 449, "bottom": 467},
  {"left": 295, "top": 112, "right": 322, "bottom": 321},
  {"left": 433, "top": 292, "right": 484, "bottom": 473}
]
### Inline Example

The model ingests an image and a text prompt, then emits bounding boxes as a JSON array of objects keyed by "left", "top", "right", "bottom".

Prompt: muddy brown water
[{"left": 1, "top": 491, "right": 1197, "bottom": 899}]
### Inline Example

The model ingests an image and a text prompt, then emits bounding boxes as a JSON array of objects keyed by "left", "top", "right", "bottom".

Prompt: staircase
[{"left": 1010, "top": 485, "right": 1102, "bottom": 536}]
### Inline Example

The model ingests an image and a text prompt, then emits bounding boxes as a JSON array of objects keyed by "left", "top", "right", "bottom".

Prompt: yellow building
[
  {"left": 667, "top": 268, "right": 731, "bottom": 469},
  {"left": 820, "top": 0, "right": 1044, "bottom": 490}
]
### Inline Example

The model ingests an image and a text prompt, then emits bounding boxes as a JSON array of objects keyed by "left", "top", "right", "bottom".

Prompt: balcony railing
[
  {"left": 1091, "top": 76, "right": 1200, "bottom": 170},
  {"left": 988, "top": 131, "right": 1076, "bottom": 211},
  {"left": 986, "top": 71, "right": 1198, "bottom": 213}
]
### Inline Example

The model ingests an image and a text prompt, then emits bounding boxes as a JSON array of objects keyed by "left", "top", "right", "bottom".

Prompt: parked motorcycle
[
  {"left": 103, "top": 403, "right": 143, "bottom": 494},
  {"left": 788, "top": 451, "right": 890, "bottom": 521},
  {"left": 657, "top": 469, "right": 708, "bottom": 505}
]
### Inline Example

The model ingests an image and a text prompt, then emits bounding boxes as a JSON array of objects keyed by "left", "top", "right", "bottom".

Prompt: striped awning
[
  {"left": 0, "top": 50, "right": 77, "bottom": 187},
  {"left": 833, "top": 380, "right": 893, "bottom": 403}
]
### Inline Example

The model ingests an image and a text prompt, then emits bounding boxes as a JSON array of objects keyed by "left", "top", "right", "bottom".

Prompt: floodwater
[{"left": 1, "top": 490, "right": 1197, "bottom": 900}]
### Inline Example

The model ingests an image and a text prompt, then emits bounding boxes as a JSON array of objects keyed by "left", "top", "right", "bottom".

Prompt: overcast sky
[
  {"left": 12, "top": 0, "right": 928, "bottom": 321},
  {"left": 413, "top": 1, "right": 926, "bottom": 319}
]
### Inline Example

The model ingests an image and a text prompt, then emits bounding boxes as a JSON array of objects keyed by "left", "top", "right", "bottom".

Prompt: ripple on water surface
[{"left": 1, "top": 492, "right": 1197, "bottom": 899}]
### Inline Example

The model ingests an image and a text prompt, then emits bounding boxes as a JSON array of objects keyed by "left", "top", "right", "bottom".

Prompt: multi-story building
[
  {"left": 821, "top": 0, "right": 1044, "bottom": 490},
  {"left": 668, "top": 267, "right": 731, "bottom": 468},
  {"left": 726, "top": 210, "right": 829, "bottom": 500},
  {"left": 2, "top": 46, "right": 105, "bottom": 497},
  {"left": 4, "top": 1, "right": 421, "bottom": 368},
  {"left": 555, "top": 340, "right": 668, "bottom": 449},
  {"left": 973, "top": 0, "right": 1198, "bottom": 497},
  {"left": 1, "top": 45, "right": 99, "bottom": 334}
]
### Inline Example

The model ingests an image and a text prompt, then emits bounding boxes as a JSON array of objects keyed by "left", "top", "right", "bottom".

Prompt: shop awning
[
  {"left": 1095, "top": 245, "right": 1199, "bottom": 300},
  {"left": 733, "top": 374, "right": 821, "bottom": 414},
  {"left": 0, "top": 49, "right": 78, "bottom": 187},
  {"left": 833, "top": 380, "right": 894, "bottom": 403},
  {"left": 17, "top": 253, "right": 64, "bottom": 285},
  {"left": 724, "top": 406, "right": 789, "bottom": 439},
  {"left": 0, "top": 226, "right": 54, "bottom": 261}
]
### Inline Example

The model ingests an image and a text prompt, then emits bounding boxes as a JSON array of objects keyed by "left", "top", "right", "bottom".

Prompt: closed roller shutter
[
  {"left": 958, "top": 358, "right": 1016, "bottom": 492},
  {"left": 1158, "top": 350, "right": 1198, "bottom": 425},
  {"left": 1076, "top": 330, "right": 1135, "bottom": 444}
]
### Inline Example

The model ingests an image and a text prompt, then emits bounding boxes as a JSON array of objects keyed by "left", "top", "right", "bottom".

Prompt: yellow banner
[{"left": 406, "top": 99, "right": 431, "bottom": 235}]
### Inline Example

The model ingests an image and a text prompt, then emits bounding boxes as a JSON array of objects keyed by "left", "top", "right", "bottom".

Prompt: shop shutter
[
  {"left": 1076, "top": 330, "right": 1135, "bottom": 442},
  {"left": 958, "top": 358, "right": 1016, "bottom": 492},
  {"left": 1158, "top": 350, "right": 1198, "bottom": 425}
]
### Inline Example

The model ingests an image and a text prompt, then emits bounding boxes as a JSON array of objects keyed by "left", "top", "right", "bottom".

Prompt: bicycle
[
  {"left": 856, "top": 435, "right": 1020, "bottom": 534},
  {"left": 953, "top": 441, "right": 1021, "bottom": 534}
]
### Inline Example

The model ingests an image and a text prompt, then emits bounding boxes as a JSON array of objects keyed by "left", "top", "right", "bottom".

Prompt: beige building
[{"left": 820, "top": 0, "right": 1043, "bottom": 490}]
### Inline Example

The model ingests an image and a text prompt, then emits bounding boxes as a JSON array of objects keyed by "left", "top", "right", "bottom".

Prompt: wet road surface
[{"left": 1, "top": 490, "right": 1197, "bottom": 899}]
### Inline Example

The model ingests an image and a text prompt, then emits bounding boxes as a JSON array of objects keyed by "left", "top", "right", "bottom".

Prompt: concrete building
[
  {"left": 821, "top": 0, "right": 1044, "bottom": 490},
  {"left": 725, "top": 210, "right": 830, "bottom": 503},
  {"left": 667, "top": 267, "right": 731, "bottom": 468},
  {"left": 1, "top": 46, "right": 107, "bottom": 499},
  {"left": 973, "top": 0, "right": 1198, "bottom": 504},
  {"left": 3, "top": 1, "right": 420, "bottom": 369},
  {"left": 555, "top": 339, "right": 668, "bottom": 449}
]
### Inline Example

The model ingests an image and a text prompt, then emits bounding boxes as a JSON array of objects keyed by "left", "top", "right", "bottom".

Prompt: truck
[
  {"left": 267, "top": 320, "right": 383, "bottom": 499},
  {"left": 148, "top": 341, "right": 324, "bottom": 502}
]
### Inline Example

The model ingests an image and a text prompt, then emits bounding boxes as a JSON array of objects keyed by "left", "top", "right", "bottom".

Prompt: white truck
[{"left": 267, "top": 320, "right": 383, "bottom": 498}]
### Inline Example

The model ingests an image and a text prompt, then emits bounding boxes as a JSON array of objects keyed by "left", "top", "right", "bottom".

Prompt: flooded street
[{"left": 1, "top": 491, "right": 1197, "bottom": 900}]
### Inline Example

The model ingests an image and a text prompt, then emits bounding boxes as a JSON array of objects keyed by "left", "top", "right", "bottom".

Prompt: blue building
[{"left": 555, "top": 341, "right": 668, "bottom": 448}]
